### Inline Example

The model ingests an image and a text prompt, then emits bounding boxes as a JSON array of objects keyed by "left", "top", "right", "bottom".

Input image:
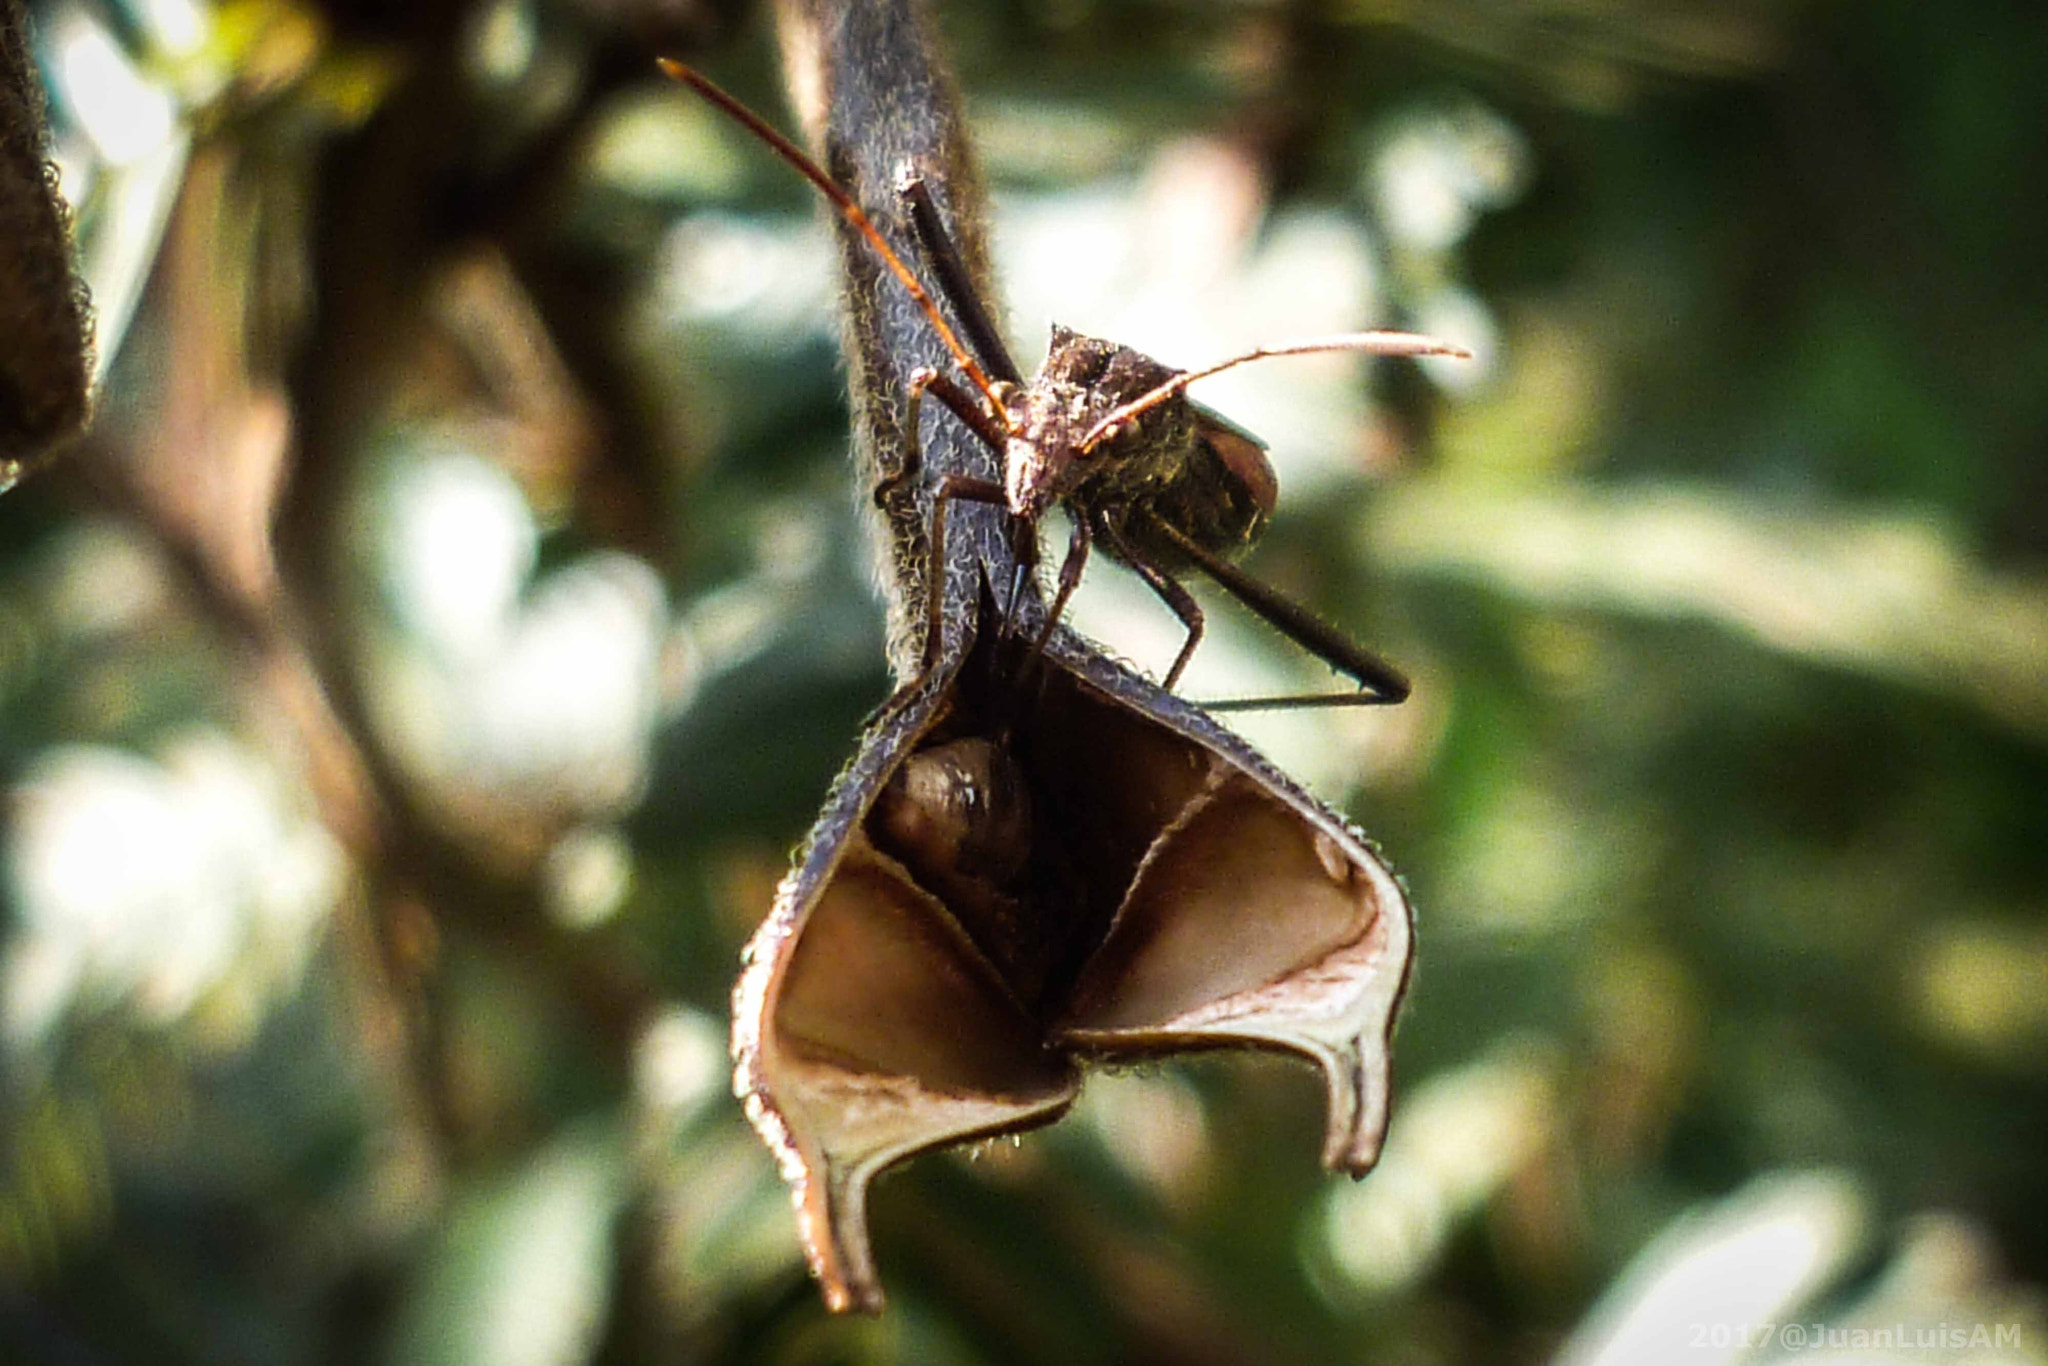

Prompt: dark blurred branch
[
  {"left": 77, "top": 138, "right": 444, "bottom": 1154},
  {"left": 60, "top": 24, "right": 673, "bottom": 1161},
  {"left": 0, "top": 0, "right": 93, "bottom": 480},
  {"left": 278, "top": 10, "right": 666, "bottom": 1046}
]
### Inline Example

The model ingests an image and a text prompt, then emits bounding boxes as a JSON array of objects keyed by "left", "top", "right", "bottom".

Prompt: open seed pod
[{"left": 733, "top": 612, "right": 1414, "bottom": 1312}]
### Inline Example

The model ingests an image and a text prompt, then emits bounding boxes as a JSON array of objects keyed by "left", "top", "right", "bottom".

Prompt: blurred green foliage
[{"left": 2, "top": 0, "right": 2044, "bottom": 1362}]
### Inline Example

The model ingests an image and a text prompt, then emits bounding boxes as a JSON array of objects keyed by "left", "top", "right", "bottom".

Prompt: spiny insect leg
[
  {"left": 862, "top": 468, "right": 1008, "bottom": 730},
  {"left": 898, "top": 175, "right": 1023, "bottom": 386},
  {"left": 1014, "top": 515, "right": 1092, "bottom": 706},
  {"left": 1097, "top": 514, "right": 1206, "bottom": 691},
  {"left": 1144, "top": 514, "right": 1411, "bottom": 704},
  {"left": 878, "top": 367, "right": 1005, "bottom": 506}
]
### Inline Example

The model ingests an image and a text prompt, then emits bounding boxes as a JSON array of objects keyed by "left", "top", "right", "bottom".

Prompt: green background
[{"left": 2, "top": 0, "right": 2043, "bottom": 1361}]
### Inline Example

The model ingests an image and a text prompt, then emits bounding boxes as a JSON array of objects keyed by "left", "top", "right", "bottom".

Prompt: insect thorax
[
  {"left": 1014, "top": 326, "right": 1201, "bottom": 511},
  {"left": 1014, "top": 326, "right": 1271, "bottom": 568}
]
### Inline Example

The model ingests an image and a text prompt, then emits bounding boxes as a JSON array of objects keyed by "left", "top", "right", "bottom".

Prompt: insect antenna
[
  {"left": 656, "top": 59, "right": 1010, "bottom": 420},
  {"left": 1080, "top": 332, "right": 1470, "bottom": 452}
]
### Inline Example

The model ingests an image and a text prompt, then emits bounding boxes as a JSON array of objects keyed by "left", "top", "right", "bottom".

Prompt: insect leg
[
  {"left": 1021, "top": 515, "right": 1090, "bottom": 662},
  {"left": 921, "top": 471, "right": 1010, "bottom": 666},
  {"left": 1094, "top": 514, "right": 1206, "bottom": 691},
  {"left": 862, "top": 466, "right": 1010, "bottom": 729},
  {"left": 891, "top": 366, "right": 1007, "bottom": 672},
  {"left": 873, "top": 373, "right": 929, "bottom": 508},
  {"left": 1097, "top": 511, "right": 1204, "bottom": 688},
  {"left": 898, "top": 174, "right": 1024, "bottom": 385},
  {"left": 876, "top": 367, "right": 1006, "bottom": 506},
  {"left": 860, "top": 364, "right": 1010, "bottom": 728},
  {"left": 1142, "top": 513, "right": 1411, "bottom": 705}
]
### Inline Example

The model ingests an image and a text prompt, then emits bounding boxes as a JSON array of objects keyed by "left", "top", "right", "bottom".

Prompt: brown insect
[
  {"left": 659, "top": 59, "right": 1467, "bottom": 709},
  {"left": 663, "top": 49, "right": 1426, "bottom": 1314}
]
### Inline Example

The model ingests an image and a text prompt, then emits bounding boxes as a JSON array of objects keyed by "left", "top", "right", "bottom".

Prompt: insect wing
[{"left": 1189, "top": 400, "right": 1279, "bottom": 528}]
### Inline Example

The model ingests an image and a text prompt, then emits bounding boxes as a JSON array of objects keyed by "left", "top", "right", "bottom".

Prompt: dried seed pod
[{"left": 735, "top": 617, "right": 1413, "bottom": 1312}]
